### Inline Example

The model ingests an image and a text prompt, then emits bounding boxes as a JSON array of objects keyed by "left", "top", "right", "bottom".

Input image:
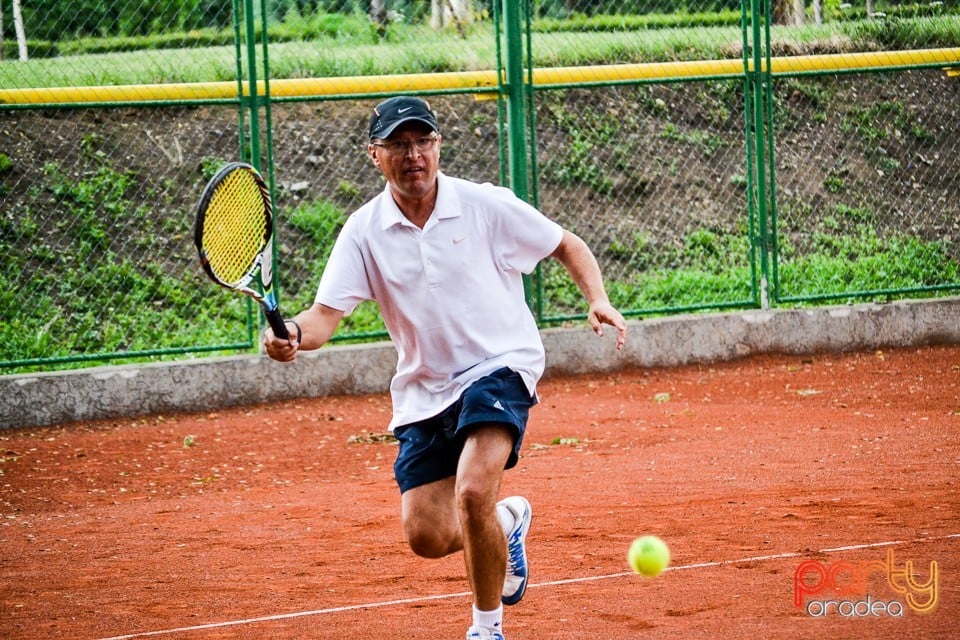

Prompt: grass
[
  {"left": 3, "top": 15, "right": 959, "bottom": 90},
  {"left": 778, "top": 229, "right": 960, "bottom": 297},
  {"left": 538, "top": 220, "right": 958, "bottom": 319}
]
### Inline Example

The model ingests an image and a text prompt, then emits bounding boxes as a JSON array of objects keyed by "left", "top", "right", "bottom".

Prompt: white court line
[{"left": 95, "top": 532, "right": 959, "bottom": 640}]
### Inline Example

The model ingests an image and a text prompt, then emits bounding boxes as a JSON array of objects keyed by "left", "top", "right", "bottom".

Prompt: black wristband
[{"left": 287, "top": 320, "right": 302, "bottom": 344}]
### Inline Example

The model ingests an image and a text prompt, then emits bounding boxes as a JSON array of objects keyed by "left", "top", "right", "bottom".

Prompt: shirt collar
[{"left": 379, "top": 171, "right": 460, "bottom": 231}]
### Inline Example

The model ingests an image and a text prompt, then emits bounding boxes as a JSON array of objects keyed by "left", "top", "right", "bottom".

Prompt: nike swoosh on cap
[{"left": 398, "top": 107, "right": 412, "bottom": 113}]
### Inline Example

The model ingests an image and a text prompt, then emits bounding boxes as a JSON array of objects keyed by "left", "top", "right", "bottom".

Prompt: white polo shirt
[{"left": 315, "top": 171, "right": 564, "bottom": 429}]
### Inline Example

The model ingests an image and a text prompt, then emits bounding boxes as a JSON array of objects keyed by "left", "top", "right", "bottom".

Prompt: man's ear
[{"left": 368, "top": 144, "right": 380, "bottom": 168}]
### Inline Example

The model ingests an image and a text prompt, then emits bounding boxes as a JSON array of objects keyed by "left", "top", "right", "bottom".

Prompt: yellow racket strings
[{"left": 202, "top": 169, "right": 269, "bottom": 285}]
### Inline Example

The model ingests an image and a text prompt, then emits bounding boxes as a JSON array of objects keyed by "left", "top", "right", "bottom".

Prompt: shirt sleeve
[
  {"left": 314, "top": 214, "right": 373, "bottom": 314},
  {"left": 486, "top": 185, "right": 564, "bottom": 274}
]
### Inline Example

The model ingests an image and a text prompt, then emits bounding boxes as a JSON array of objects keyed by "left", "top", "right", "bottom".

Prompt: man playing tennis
[{"left": 264, "top": 96, "right": 627, "bottom": 640}]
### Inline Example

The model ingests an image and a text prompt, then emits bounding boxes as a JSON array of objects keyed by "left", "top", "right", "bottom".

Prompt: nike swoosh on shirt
[{"left": 453, "top": 236, "right": 467, "bottom": 244}]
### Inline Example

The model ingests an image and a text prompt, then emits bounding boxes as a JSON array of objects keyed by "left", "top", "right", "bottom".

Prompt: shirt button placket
[{"left": 421, "top": 236, "right": 439, "bottom": 289}]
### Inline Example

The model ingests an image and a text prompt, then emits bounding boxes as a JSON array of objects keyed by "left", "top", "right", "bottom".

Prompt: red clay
[{"left": 1, "top": 344, "right": 957, "bottom": 639}]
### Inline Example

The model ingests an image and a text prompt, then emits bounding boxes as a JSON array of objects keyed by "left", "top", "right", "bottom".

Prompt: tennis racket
[{"left": 194, "top": 162, "right": 289, "bottom": 340}]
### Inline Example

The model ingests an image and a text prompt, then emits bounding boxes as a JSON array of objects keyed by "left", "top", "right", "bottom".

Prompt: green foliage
[
  {"left": 781, "top": 228, "right": 960, "bottom": 296},
  {"left": 5, "top": 9, "right": 378, "bottom": 59},
  {"left": 543, "top": 132, "right": 614, "bottom": 195},
  {"left": 543, "top": 226, "right": 755, "bottom": 313},
  {"left": 1, "top": 40, "right": 60, "bottom": 59},
  {"left": 281, "top": 199, "right": 385, "bottom": 335},
  {"left": 824, "top": 172, "right": 847, "bottom": 194},
  {"left": 17, "top": 0, "right": 232, "bottom": 42},
  {"left": 844, "top": 14, "right": 960, "bottom": 49},
  {"left": 659, "top": 123, "right": 726, "bottom": 157},
  {"left": 0, "top": 143, "right": 390, "bottom": 370},
  {"left": 540, "top": 98, "right": 620, "bottom": 194},
  {"left": 7, "top": 14, "right": 960, "bottom": 87},
  {"left": 0, "top": 157, "right": 246, "bottom": 368},
  {"left": 287, "top": 199, "right": 346, "bottom": 245},
  {"left": 833, "top": 204, "right": 874, "bottom": 223},
  {"left": 335, "top": 300, "right": 387, "bottom": 338},
  {"left": 532, "top": 10, "right": 742, "bottom": 32},
  {"left": 260, "top": 9, "right": 376, "bottom": 42},
  {"left": 607, "top": 232, "right": 653, "bottom": 266},
  {"left": 729, "top": 173, "right": 748, "bottom": 188},
  {"left": 630, "top": 267, "right": 753, "bottom": 309},
  {"left": 841, "top": 101, "right": 908, "bottom": 144},
  {"left": 541, "top": 219, "right": 957, "bottom": 318},
  {"left": 774, "top": 78, "right": 837, "bottom": 129},
  {"left": 198, "top": 157, "right": 228, "bottom": 181},
  {"left": 911, "top": 124, "right": 937, "bottom": 145},
  {"left": 336, "top": 180, "right": 362, "bottom": 201},
  {"left": 57, "top": 30, "right": 235, "bottom": 56}
]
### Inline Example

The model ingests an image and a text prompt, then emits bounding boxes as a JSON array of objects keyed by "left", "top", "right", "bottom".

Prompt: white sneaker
[
  {"left": 466, "top": 626, "right": 505, "bottom": 640},
  {"left": 497, "top": 496, "right": 532, "bottom": 605}
]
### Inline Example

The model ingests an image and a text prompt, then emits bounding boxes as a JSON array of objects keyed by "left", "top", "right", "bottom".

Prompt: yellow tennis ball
[{"left": 628, "top": 535, "right": 670, "bottom": 577}]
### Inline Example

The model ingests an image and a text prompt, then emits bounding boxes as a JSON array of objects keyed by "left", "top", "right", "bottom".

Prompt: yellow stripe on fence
[{"left": 2, "top": 47, "right": 959, "bottom": 106}]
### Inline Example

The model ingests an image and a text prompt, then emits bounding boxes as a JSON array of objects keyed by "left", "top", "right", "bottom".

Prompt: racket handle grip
[{"left": 265, "top": 308, "right": 289, "bottom": 340}]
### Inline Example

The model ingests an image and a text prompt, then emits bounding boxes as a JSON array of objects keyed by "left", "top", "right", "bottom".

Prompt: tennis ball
[{"left": 628, "top": 535, "right": 670, "bottom": 577}]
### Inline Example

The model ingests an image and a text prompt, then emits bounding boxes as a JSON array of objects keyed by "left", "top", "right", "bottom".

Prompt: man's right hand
[{"left": 264, "top": 322, "right": 300, "bottom": 362}]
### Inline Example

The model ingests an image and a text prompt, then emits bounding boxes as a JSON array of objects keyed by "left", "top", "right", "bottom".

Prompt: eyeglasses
[{"left": 372, "top": 136, "right": 439, "bottom": 156}]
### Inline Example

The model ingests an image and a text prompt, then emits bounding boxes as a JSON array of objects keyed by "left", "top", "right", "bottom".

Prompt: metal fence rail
[{"left": 1, "top": 0, "right": 958, "bottom": 372}]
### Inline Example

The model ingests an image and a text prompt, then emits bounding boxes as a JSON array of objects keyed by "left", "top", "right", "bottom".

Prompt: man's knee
[
  {"left": 456, "top": 473, "right": 488, "bottom": 504},
  {"left": 405, "top": 519, "right": 456, "bottom": 558}
]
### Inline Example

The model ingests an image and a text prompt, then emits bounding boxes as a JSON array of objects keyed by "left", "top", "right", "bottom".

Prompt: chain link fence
[
  {"left": 772, "top": 70, "right": 960, "bottom": 303},
  {"left": 530, "top": 82, "right": 757, "bottom": 320},
  {"left": 1, "top": 0, "right": 958, "bottom": 372}
]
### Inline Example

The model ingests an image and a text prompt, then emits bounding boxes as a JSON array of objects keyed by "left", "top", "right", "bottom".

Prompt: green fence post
[
  {"left": 741, "top": 0, "right": 760, "bottom": 309},
  {"left": 500, "top": 0, "right": 536, "bottom": 309},
  {"left": 761, "top": 0, "right": 780, "bottom": 307},
  {"left": 238, "top": 0, "right": 265, "bottom": 344},
  {"left": 242, "top": 0, "right": 261, "bottom": 170},
  {"left": 744, "top": 0, "right": 777, "bottom": 310},
  {"left": 233, "top": 0, "right": 257, "bottom": 343},
  {"left": 522, "top": 0, "right": 545, "bottom": 322},
  {"left": 501, "top": 0, "right": 530, "bottom": 203},
  {"left": 751, "top": 0, "right": 769, "bottom": 310},
  {"left": 241, "top": 0, "right": 283, "bottom": 347},
  {"left": 258, "top": 0, "right": 283, "bottom": 345}
]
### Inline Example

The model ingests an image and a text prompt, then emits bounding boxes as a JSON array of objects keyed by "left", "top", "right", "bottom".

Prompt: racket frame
[{"left": 194, "top": 162, "right": 289, "bottom": 340}]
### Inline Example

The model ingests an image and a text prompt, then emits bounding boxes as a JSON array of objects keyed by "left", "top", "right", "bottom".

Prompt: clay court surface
[{"left": 1, "top": 344, "right": 957, "bottom": 639}]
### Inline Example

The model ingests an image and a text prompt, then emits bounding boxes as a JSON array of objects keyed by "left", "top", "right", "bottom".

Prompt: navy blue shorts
[{"left": 392, "top": 367, "right": 535, "bottom": 494}]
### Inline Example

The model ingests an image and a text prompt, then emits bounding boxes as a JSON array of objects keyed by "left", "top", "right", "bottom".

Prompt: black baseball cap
[{"left": 369, "top": 96, "right": 439, "bottom": 140}]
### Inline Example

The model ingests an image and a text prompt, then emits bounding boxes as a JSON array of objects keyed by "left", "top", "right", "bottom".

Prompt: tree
[
  {"left": 771, "top": 0, "right": 804, "bottom": 25},
  {"left": 12, "top": 0, "right": 27, "bottom": 61},
  {"left": 792, "top": 0, "right": 805, "bottom": 25},
  {"left": 370, "top": 0, "right": 388, "bottom": 38},
  {"left": 431, "top": 0, "right": 471, "bottom": 34}
]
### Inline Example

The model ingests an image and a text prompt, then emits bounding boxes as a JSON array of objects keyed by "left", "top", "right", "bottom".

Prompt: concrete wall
[{"left": 3, "top": 297, "right": 958, "bottom": 430}]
